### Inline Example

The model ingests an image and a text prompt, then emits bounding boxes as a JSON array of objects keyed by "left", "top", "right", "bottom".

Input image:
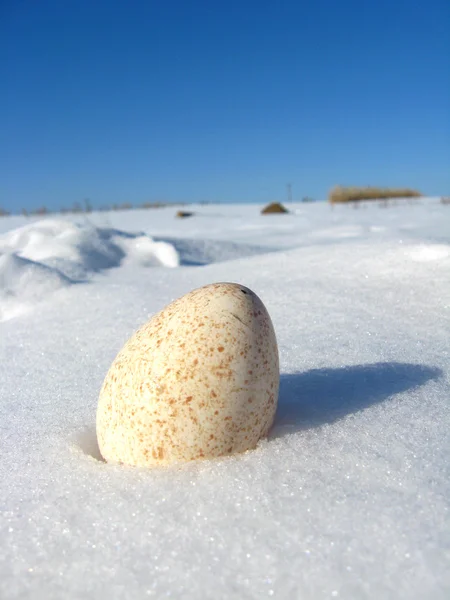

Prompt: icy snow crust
[{"left": 0, "top": 200, "right": 449, "bottom": 599}]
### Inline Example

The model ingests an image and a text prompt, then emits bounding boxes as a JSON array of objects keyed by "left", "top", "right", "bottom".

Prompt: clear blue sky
[{"left": 1, "top": 0, "right": 449, "bottom": 212}]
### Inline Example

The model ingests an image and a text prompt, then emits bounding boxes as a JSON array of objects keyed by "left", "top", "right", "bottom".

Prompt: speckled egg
[{"left": 96, "top": 282, "right": 279, "bottom": 466}]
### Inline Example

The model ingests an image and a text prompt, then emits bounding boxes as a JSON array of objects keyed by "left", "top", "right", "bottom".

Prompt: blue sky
[{"left": 1, "top": 0, "right": 449, "bottom": 212}]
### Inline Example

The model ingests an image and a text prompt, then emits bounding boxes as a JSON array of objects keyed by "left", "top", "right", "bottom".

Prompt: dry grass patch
[
  {"left": 261, "top": 202, "right": 289, "bottom": 214},
  {"left": 329, "top": 186, "right": 422, "bottom": 204}
]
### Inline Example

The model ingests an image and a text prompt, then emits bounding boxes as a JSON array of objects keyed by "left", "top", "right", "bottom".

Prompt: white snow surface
[
  {"left": 0, "top": 219, "right": 178, "bottom": 321},
  {"left": 0, "top": 199, "right": 449, "bottom": 599}
]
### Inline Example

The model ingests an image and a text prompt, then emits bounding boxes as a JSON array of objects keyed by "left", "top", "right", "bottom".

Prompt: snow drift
[{"left": 0, "top": 219, "right": 179, "bottom": 320}]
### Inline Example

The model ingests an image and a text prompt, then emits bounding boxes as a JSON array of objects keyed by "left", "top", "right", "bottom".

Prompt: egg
[{"left": 96, "top": 282, "right": 279, "bottom": 466}]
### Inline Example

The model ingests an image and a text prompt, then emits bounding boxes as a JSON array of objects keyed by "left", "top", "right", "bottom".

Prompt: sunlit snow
[{"left": 0, "top": 199, "right": 449, "bottom": 599}]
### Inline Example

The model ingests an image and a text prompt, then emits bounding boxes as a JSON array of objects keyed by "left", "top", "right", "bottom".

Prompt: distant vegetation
[
  {"left": 261, "top": 202, "right": 289, "bottom": 214},
  {"left": 329, "top": 186, "right": 422, "bottom": 204},
  {"left": 0, "top": 200, "right": 189, "bottom": 217},
  {"left": 2, "top": 193, "right": 448, "bottom": 217},
  {"left": 1, "top": 199, "right": 292, "bottom": 217}
]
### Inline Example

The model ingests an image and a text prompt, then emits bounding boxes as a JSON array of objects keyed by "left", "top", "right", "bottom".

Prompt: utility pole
[{"left": 287, "top": 183, "right": 292, "bottom": 204}]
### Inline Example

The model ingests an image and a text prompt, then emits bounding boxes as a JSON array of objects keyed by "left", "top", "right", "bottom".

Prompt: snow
[
  {"left": 0, "top": 199, "right": 449, "bottom": 599},
  {"left": 0, "top": 219, "right": 179, "bottom": 320}
]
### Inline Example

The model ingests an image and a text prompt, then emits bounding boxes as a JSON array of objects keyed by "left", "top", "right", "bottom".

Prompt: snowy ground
[{"left": 1, "top": 199, "right": 449, "bottom": 599}]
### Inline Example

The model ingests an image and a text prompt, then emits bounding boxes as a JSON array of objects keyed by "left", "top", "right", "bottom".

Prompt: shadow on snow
[
  {"left": 271, "top": 361, "right": 442, "bottom": 438},
  {"left": 77, "top": 361, "right": 442, "bottom": 462}
]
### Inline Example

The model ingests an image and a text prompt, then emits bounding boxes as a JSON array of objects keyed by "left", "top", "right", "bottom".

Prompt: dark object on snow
[
  {"left": 261, "top": 202, "right": 289, "bottom": 215},
  {"left": 176, "top": 210, "right": 194, "bottom": 218}
]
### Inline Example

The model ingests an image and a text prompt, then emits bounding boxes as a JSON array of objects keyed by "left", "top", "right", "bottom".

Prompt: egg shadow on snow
[
  {"left": 75, "top": 427, "right": 105, "bottom": 462},
  {"left": 77, "top": 362, "right": 441, "bottom": 462},
  {"left": 271, "top": 362, "right": 442, "bottom": 438}
]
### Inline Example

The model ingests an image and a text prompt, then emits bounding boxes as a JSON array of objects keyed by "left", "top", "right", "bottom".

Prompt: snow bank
[
  {"left": 0, "top": 253, "right": 71, "bottom": 321},
  {"left": 0, "top": 219, "right": 179, "bottom": 320}
]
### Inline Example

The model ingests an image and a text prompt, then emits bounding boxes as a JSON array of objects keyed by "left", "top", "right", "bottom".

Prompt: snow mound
[
  {"left": 0, "top": 253, "right": 71, "bottom": 321},
  {"left": 114, "top": 233, "right": 179, "bottom": 268},
  {"left": 0, "top": 219, "right": 179, "bottom": 275},
  {"left": 0, "top": 219, "right": 179, "bottom": 320}
]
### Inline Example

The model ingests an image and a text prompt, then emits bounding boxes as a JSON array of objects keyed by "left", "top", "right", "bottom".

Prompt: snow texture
[
  {"left": 0, "top": 219, "right": 179, "bottom": 320},
  {"left": 0, "top": 199, "right": 449, "bottom": 599}
]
